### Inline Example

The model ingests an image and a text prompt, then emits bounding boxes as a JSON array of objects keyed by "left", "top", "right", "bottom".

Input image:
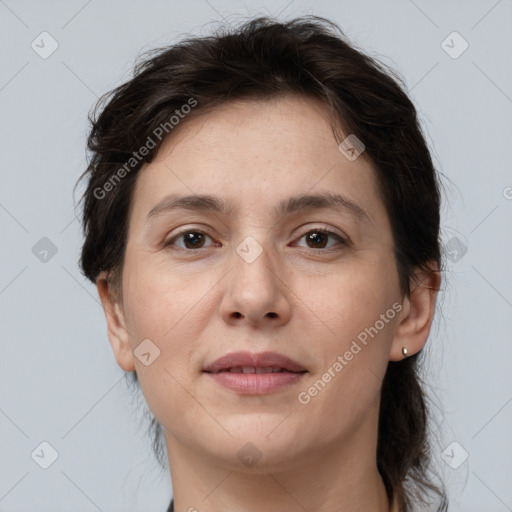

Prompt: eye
[
  {"left": 294, "top": 228, "right": 347, "bottom": 250},
  {"left": 164, "top": 229, "right": 218, "bottom": 250},
  {"left": 164, "top": 227, "right": 348, "bottom": 252}
]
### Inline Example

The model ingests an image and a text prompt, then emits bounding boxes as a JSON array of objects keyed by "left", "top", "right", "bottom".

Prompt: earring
[{"left": 402, "top": 347, "right": 408, "bottom": 357}]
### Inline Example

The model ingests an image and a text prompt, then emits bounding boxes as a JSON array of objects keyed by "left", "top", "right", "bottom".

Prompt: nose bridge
[
  {"left": 230, "top": 208, "right": 279, "bottom": 277},
  {"left": 232, "top": 234, "right": 278, "bottom": 297}
]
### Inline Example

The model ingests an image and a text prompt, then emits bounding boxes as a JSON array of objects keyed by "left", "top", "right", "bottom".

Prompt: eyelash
[{"left": 163, "top": 227, "right": 348, "bottom": 252}]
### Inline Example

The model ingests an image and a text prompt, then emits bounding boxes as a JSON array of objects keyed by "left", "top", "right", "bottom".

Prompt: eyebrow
[{"left": 145, "top": 192, "right": 371, "bottom": 224}]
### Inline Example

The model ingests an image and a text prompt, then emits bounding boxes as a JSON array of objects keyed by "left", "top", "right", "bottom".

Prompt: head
[{"left": 77, "top": 15, "right": 446, "bottom": 511}]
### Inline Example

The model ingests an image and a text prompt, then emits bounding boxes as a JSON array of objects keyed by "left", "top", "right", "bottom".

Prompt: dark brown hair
[{"left": 76, "top": 15, "right": 447, "bottom": 511}]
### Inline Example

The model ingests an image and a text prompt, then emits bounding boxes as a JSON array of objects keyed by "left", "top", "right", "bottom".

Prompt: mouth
[{"left": 202, "top": 351, "right": 308, "bottom": 394}]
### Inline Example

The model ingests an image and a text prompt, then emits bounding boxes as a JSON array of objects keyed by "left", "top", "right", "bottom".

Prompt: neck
[{"left": 165, "top": 403, "right": 392, "bottom": 512}]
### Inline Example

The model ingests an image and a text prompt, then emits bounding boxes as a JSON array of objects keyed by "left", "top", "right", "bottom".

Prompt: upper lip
[{"left": 203, "top": 351, "right": 307, "bottom": 373}]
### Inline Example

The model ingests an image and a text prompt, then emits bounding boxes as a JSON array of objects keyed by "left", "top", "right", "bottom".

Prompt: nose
[{"left": 219, "top": 241, "right": 292, "bottom": 329}]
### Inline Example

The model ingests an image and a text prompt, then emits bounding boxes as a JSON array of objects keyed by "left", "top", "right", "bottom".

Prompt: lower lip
[{"left": 204, "top": 371, "right": 306, "bottom": 394}]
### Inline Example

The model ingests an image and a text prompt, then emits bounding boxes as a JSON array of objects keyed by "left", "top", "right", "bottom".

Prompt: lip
[
  {"left": 206, "top": 371, "right": 306, "bottom": 394},
  {"left": 202, "top": 351, "right": 307, "bottom": 373}
]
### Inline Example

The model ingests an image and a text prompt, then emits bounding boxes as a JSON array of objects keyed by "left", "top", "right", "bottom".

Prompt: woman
[{"left": 76, "top": 15, "right": 447, "bottom": 512}]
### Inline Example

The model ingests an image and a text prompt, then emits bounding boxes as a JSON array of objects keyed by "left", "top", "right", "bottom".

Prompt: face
[{"left": 102, "top": 94, "right": 414, "bottom": 474}]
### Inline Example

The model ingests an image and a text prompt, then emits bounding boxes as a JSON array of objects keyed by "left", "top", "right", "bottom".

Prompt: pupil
[
  {"left": 308, "top": 232, "right": 327, "bottom": 248},
  {"left": 185, "top": 232, "right": 204, "bottom": 248}
]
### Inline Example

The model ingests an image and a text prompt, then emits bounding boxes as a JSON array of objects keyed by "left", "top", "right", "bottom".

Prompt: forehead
[{"left": 128, "top": 94, "right": 386, "bottom": 229}]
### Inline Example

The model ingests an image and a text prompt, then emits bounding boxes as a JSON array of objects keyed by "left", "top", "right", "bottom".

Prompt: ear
[
  {"left": 96, "top": 270, "right": 135, "bottom": 372},
  {"left": 389, "top": 264, "right": 441, "bottom": 361}
]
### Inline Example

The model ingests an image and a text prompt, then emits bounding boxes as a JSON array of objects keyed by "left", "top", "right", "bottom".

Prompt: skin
[{"left": 97, "top": 94, "right": 439, "bottom": 512}]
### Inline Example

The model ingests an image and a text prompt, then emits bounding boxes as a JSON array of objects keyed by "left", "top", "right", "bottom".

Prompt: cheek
[
  {"left": 123, "top": 255, "right": 202, "bottom": 338},
  {"left": 295, "top": 272, "right": 396, "bottom": 430},
  {"left": 122, "top": 259, "right": 216, "bottom": 388},
  {"left": 300, "top": 255, "right": 398, "bottom": 344},
  {"left": 294, "top": 259, "right": 399, "bottom": 416},
  {"left": 122, "top": 273, "right": 207, "bottom": 430}
]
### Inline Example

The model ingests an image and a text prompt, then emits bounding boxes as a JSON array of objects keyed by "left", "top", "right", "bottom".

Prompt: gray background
[{"left": 1, "top": 0, "right": 511, "bottom": 511}]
